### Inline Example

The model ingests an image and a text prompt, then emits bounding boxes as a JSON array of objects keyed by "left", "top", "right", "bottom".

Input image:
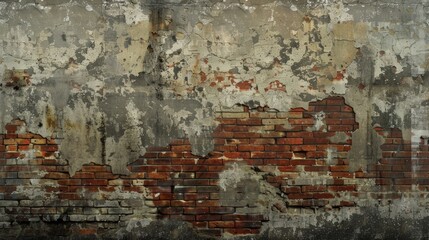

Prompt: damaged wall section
[{"left": 0, "top": 0, "right": 429, "bottom": 239}]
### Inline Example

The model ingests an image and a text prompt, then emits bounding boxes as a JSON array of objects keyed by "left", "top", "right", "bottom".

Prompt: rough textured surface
[{"left": 0, "top": 0, "right": 429, "bottom": 239}]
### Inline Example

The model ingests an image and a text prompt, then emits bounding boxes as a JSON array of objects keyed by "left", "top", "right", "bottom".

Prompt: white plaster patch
[
  {"left": 307, "top": 111, "right": 326, "bottom": 132},
  {"left": 219, "top": 162, "right": 253, "bottom": 191},
  {"left": 122, "top": 4, "right": 149, "bottom": 25},
  {"left": 85, "top": 5, "right": 93, "bottom": 12}
]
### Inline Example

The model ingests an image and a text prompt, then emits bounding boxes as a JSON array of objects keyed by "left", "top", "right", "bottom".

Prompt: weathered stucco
[{"left": 1, "top": 0, "right": 429, "bottom": 239}]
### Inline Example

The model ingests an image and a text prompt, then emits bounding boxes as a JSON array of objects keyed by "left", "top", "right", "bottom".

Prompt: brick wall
[{"left": 1, "top": 97, "right": 428, "bottom": 237}]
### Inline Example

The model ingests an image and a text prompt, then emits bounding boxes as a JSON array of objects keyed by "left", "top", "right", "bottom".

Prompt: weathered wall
[{"left": 0, "top": 0, "right": 429, "bottom": 239}]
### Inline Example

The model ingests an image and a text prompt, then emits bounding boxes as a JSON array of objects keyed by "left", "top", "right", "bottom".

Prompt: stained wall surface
[{"left": 0, "top": 0, "right": 429, "bottom": 239}]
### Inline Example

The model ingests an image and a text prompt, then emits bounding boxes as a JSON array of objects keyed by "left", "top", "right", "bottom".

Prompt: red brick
[
  {"left": 196, "top": 200, "right": 219, "bottom": 207},
  {"left": 277, "top": 138, "right": 303, "bottom": 145},
  {"left": 277, "top": 152, "right": 294, "bottom": 158},
  {"left": 72, "top": 172, "right": 95, "bottom": 179},
  {"left": 15, "top": 139, "right": 31, "bottom": 145},
  {"left": 291, "top": 145, "right": 317, "bottom": 152},
  {"left": 171, "top": 200, "right": 194, "bottom": 207},
  {"left": 147, "top": 172, "right": 170, "bottom": 180},
  {"left": 213, "top": 132, "right": 234, "bottom": 138},
  {"left": 313, "top": 193, "right": 335, "bottom": 199},
  {"left": 5, "top": 152, "right": 20, "bottom": 158},
  {"left": 288, "top": 193, "right": 313, "bottom": 199},
  {"left": 305, "top": 151, "right": 326, "bottom": 158},
  {"left": 264, "top": 159, "right": 290, "bottom": 165},
  {"left": 40, "top": 145, "right": 58, "bottom": 152},
  {"left": 288, "top": 119, "right": 314, "bottom": 125},
  {"left": 286, "top": 132, "right": 313, "bottom": 138},
  {"left": 192, "top": 222, "right": 208, "bottom": 228},
  {"left": 233, "top": 132, "right": 261, "bottom": 138},
  {"left": 304, "top": 166, "right": 329, "bottom": 172},
  {"left": 180, "top": 166, "right": 208, "bottom": 172},
  {"left": 82, "top": 179, "right": 107, "bottom": 186},
  {"left": 264, "top": 145, "right": 290, "bottom": 152},
  {"left": 278, "top": 166, "right": 297, "bottom": 172},
  {"left": 214, "top": 145, "right": 237, "bottom": 152},
  {"left": 78, "top": 228, "right": 97, "bottom": 235},
  {"left": 301, "top": 186, "right": 326, "bottom": 192},
  {"left": 183, "top": 207, "right": 209, "bottom": 214},
  {"left": 58, "top": 179, "right": 81, "bottom": 185},
  {"left": 152, "top": 200, "right": 171, "bottom": 207},
  {"left": 5, "top": 125, "right": 17, "bottom": 133},
  {"left": 237, "top": 118, "right": 262, "bottom": 125},
  {"left": 44, "top": 172, "right": 69, "bottom": 179},
  {"left": 251, "top": 152, "right": 276, "bottom": 159},
  {"left": 328, "top": 125, "right": 354, "bottom": 132},
  {"left": 249, "top": 138, "right": 275, "bottom": 145},
  {"left": 218, "top": 119, "right": 236, "bottom": 125},
  {"left": 222, "top": 125, "right": 249, "bottom": 132},
  {"left": 325, "top": 119, "right": 342, "bottom": 125},
  {"left": 330, "top": 165, "right": 349, "bottom": 172},
  {"left": 210, "top": 207, "right": 234, "bottom": 214},
  {"left": 237, "top": 145, "right": 264, "bottom": 152},
  {"left": 281, "top": 186, "right": 301, "bottom": 193},
  {"left": 328, "top": 186, "right": 356, "bottom": 192},
  {"left": 80, "top": 165, "right": 110, "bottom": 172},
  {"left": 331, "top": 172, "right": 354, "bottom": 178},
  {"left": 202, "top": 158, "right": 223, "bottom": 165},
  {"left": 5, "top": 134, "right": 18, "bottom": 139},
  {"left": 209, "top": 221, "right": 235, "bottom": 228},
  {"left": 339, "top": 201, "right": 356, "bottom": 206},
  {"left": 171, "top": 145, "right": 192, "bottom": 152},
  {"left": 6, "top": 145, "right": 17, "bottom": 151},
  {"left": 159, "top": 152, "right": 182, "bottom": 158},
  {"left": 224, "top": 152, "right": 250, "bottom": 159},
  {"left": 196, "top": 215, "right": 221, "bottom": 221},
  {"left": 304, "top": 138, "right": 330, "bottom": 144},
  {"left": 290, "top": 160, "right": 316, "bottom": 165},
  {"left": 226, "top": 139, "right": 250, "bottom": 145},
  {"left": 95, "top": 172, "right": 118, "bottom": 179}
]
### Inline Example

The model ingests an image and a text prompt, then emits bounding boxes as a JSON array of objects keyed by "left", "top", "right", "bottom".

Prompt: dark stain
[
  {"left": 45, "top": 105, "right": 57, "bottom": 130},
  {"left": 99, "top": 114, "right": 107, "bottom": 165},
  {"left": 61, "top": 33, "right": 67, "bottom": 42},
  {"left": 86, "top": 56, "right": 105, "bottom": 76},
  {"left": 173, "top": 65, "right": 181, "bottom": 80},
  {"left": 252, "top": 33, "right": 259, "bottom": 44},
  {"left": 374, "top": 61, "right": 411, "bottom": 86},
  {"left": 75, "top": 48, "right": 87, "bottom": 63},
  {"left": 124, "top": 37, "right": 132, "bottom": 48}
]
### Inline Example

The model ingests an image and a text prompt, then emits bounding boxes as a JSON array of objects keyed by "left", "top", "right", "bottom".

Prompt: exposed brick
[
  {"left": 210, "top": 207, "right": 234, "bottom": 214},
  {"left": 251, "top": 152, "right": 276, "bottom": 158},
  {"left": 277, "top": 138, "right": 303, "bottom": 145},
  {"left": 249, "top": 138, "right": 275, "bottom": 145},
  {"left": 236, "top": 118, "right": 262, "bottom": 125},
  {"left": 209, "top": 221, "right": 234, "bottom": 228},
  {"left": 224, "top": 152, "right": 250, "bottom": 159},
  {"left": 328, "top": 186, "right": 356, "bottom": 192}
]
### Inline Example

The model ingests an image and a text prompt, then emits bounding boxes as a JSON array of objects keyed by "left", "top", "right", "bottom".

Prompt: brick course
[{"left": 0, "top": 97, "right": 428, "bottom": 237}]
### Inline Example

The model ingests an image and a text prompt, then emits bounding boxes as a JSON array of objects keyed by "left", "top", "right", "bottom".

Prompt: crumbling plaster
[{"left": 0, "top": 0, "right": 428, "bottom": 193}]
